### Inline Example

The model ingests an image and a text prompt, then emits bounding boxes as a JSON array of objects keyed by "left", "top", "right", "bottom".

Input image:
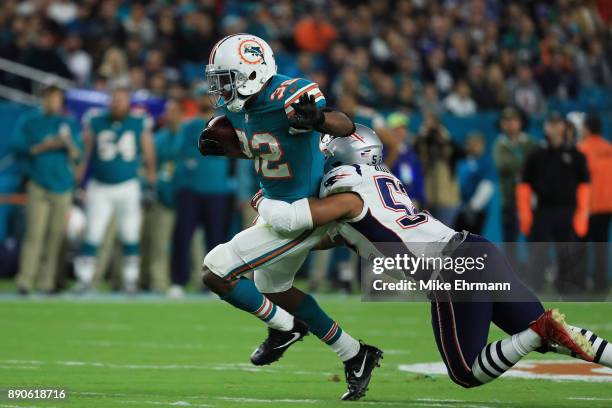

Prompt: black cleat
[
  {"left": 341, "top": 342, "right": 383, "bottom": 401},
  {"left": 250, "top": 319, "right": 309, "bottom": 366}
]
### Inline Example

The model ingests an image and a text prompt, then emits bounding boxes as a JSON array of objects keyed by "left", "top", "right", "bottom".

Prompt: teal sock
[
  {"left": 221, "top": 278, "right": 293, "bottom": 330},
  {"left": 294, "top": 294, "right": 343, "bottom": 345}
]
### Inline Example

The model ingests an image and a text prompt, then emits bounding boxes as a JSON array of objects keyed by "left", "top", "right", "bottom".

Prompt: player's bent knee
[
  {"left": 448, "top": 371, "right": 481, "bottom": 389},
  {"left": 202, "top": 266, "right": 232, "bottom": 295}
]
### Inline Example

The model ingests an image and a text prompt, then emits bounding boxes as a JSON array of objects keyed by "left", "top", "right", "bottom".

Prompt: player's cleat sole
[
  {"left": 341, "top": 342, "right": 383, "bottom": 401},
  {"left": 530, "top": 309, "right": 594, "bottom": 362},
  {"left": 250, "top": 319, "right": 309, "bottom": 366}
]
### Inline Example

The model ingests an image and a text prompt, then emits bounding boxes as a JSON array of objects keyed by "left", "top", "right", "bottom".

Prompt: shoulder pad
[
  {"left": 268, "top": 77, "right": 325, "bottom": 117},
  {"left": 319, "top": 164, "right": 363, "bottom": 197}
]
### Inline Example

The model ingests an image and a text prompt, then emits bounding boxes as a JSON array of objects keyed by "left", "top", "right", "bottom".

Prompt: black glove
[
  {"left": 198, "top": 128, "right": 225, "bottom": 156},
  {"left": 288, "top": 94, "right": 325, "bottom": 131}
]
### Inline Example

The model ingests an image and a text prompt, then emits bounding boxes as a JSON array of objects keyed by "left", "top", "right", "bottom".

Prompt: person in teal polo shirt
[
  {"left": 169, "top": 85, "right": 235, "bottom": 296},
  {"left": 12, "top": 85, "right": 81, "bottom": 294},
  {"left": 141, "top": 97, "right": 183, "bottom": 292}
]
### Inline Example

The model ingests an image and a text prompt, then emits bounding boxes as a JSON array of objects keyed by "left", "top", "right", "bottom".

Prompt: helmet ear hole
[{"left": 249, "top": 71, "right": 256, "bottom": 80}]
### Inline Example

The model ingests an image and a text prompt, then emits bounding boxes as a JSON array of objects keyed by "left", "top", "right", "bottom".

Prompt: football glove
[{"left": 288, "top": 94, "right": 325, "bottom": 131}]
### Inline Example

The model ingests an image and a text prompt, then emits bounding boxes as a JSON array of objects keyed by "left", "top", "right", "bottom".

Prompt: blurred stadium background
[{"left": 0, "top": 0, "right": 610, "bottom": 297}]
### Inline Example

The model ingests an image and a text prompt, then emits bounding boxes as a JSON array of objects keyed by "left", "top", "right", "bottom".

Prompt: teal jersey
[
  {"left": 174, "top": 118, "right": 235, "bottom": 195},
  {"left": 154, "top": 126, "right": 182, "bottom": 207},
  {"left": 224, "top": 74, "right": 326, "bottom": 202},
  {"left": 12, "top": 110, "right": 81, "bottom": 193},
  {"left": 85, "top": 110, "right": 152, "bottom": 184}
]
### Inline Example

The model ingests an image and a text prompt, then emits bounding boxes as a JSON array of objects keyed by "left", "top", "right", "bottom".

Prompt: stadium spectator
[
  {"left": 493, "top": 107, "right": 537, "bottom": 266},
  {"left": 443, "top": 79, "right": 476, "bottom": 117},
  {"left": 578, "top": 114, "right": 612, "bottom": 292},
  {"left": 62, "top": 34, "right": 92, "bottom": 86},
  {"left": 12, "top": 85, "right": 81, "bottom": 294},
  {"left": 337, "top": 93, "right": 385, "bottom": 132},
  {"left": 140, "top": 98, "right": 183, "bottom": 293},
  {"left": 414, "top": 113, "right": 462, "bottom": 226},
  {"left": 169, "top": 85, "right": 235, "bottom": 298},
  {"left": 294, "top": 6, "right": 337, "bottom": 54},
  {"left": 419, "top": 82, "right": 444, "bottom": 116},
  {"left": 422, "top": 47, "right": 453, "bottom": 96},
  {"left": 20, "top": 26, "right": 73, "bottom": 90},
  {"left": 384, "top": 112, "right": 425, "bottom": 208},
  {"left": 97, "top": 47, "right": 129, "bottom": 88},
  {"left": 517, "top": 113, "right": 590, "bottom": 293},
  {"left": 575, "top": 39, "right": 612, "bottom": 88},
  {"left": 535, "top": 47, "right": 580, "bottom": 99},
  {"left": 455, "top": 132, "right": 495, "bottom": 235},
  {"left": 507, "top": 64, "right": 546, "bottom": 115},
  {"left": 122, "top": 1, "right": 156, "bottom": 46}
]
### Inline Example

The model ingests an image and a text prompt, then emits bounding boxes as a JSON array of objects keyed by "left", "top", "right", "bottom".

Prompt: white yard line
[
  {"left": 118, "top": 400, "right": 213, "bottom": 407},
  {"left": 568, "top": 397, "right": 612, "bottom": 401},
  {"left": 0, "top": 359, "right": 336, "bottom": 376}
]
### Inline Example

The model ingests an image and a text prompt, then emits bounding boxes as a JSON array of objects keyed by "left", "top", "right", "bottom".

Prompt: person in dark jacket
[{"left": 517, "top": 113, "right": 590, "bottom": 294}]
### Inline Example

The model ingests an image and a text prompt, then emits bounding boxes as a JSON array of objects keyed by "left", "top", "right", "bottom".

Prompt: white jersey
[{"left": 320, "top": 164, "right": 457, "bottom": 259}]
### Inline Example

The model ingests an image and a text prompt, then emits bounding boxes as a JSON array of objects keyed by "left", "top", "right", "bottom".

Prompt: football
[{"left": 200, "top": 115, "right": 248, "bottom": 159}]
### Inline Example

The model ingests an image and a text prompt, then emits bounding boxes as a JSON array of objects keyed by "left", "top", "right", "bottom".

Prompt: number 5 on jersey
[{"left": 374, "top": 175, "right": 427, "bottom": 229}]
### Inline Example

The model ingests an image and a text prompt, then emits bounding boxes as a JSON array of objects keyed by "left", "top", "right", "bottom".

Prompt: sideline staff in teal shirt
[{"left": 11, "top": 84, "right": 81, "bottom": 294}]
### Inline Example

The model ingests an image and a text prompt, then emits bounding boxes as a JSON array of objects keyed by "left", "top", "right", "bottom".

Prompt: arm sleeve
[
  {"left": 469, "top": 180, "right": 494, "bottom": 211},
  {"left": 258, "top": 197, "right": 313, "bottom": 235}
]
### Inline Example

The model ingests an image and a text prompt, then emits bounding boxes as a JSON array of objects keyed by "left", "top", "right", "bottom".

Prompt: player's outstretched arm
[
  {"left": 288, "top": 94, "right": 355, "bottom": 137},
  {"left": 252, "top": 191, "right": 363, "bottom": 234}
]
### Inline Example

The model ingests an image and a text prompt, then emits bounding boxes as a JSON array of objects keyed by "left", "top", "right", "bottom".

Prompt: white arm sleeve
[
  {"left": 258, "top": 198, "right": 313, "bottom": 235},
  {"left": 469, "top": 180, "right": 494, "bottom": 211}
]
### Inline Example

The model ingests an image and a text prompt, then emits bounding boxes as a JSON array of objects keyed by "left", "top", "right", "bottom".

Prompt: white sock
[
  {"left": 122, "top": 255, "right": 140, "bottom": 289},
  {"left": 553, "top": 325, "right": 612, "bottom": 368},
  {"left": 74, "top": 256, "right": 95, "bottom": 285},
  {"left": 254, "top": 297, "right": 294, "bottom": 331},
  {"left": 330, "top": 331, "right": 361, "bottom": 361},
  {"left": 472, "top": 328, "right": 541, "bottom": 384}
]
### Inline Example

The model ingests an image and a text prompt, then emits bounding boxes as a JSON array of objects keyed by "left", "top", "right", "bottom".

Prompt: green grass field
[{"left": 1, "top": 297, "right": 611, "bottom": 408}]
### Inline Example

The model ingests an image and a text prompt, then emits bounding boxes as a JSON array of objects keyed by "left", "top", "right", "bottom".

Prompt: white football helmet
[
  {"left": 206, "top": 33, "right": 277, "bottom": 112},
  {"left": 320, "top": 124, "right": 384, "bottom": 172}
]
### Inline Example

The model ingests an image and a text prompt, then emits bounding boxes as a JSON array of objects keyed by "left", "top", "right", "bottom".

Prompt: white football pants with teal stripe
[{"left": 204, "top": 216, "right": 333, "bottom": 293}]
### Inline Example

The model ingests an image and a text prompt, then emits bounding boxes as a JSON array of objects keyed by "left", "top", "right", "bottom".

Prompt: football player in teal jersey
[
  {"left": 200, "top": 34, "right": 382, "bottom": 400},
  {"left": 75, "top": 87, "right": 156, "bottom": 293}
]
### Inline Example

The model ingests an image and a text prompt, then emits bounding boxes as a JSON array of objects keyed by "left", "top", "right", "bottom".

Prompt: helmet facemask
[{"left": 205, "top": 67, "right": 249, "bottom": 112}]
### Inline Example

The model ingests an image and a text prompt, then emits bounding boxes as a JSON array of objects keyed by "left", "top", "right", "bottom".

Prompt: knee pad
[{"left": 203, "top": 243, "right": 239, "bottom": 279}]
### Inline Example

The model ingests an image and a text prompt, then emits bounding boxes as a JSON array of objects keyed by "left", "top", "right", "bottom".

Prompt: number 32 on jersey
[{"left": 235, "top": 129, "right": 291, "bottom": 179}]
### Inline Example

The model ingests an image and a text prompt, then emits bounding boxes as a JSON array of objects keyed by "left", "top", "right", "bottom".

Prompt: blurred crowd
[
  {"left": 0, "top": 0, "right": 610, "bottom": 110},
  {"left": 0, "top": 0, "right": 611, "bottom": 296}
]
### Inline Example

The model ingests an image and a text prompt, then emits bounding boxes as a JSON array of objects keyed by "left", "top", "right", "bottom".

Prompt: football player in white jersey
[{"left": 253, "top": 124, "right": 612, "bottom": 388}]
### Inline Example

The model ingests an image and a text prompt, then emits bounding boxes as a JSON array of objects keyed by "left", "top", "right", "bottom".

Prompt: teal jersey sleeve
[
  {"left": 224, "top": 75, "right": 326, "bottom": 203},
  {"left": 86, "top": 110, "right": 150, "bottom": 184}
]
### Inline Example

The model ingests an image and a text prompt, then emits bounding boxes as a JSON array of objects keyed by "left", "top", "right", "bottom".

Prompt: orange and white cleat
[{"left": 530, "top": 309, "right": 594, "bottom": 362}]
